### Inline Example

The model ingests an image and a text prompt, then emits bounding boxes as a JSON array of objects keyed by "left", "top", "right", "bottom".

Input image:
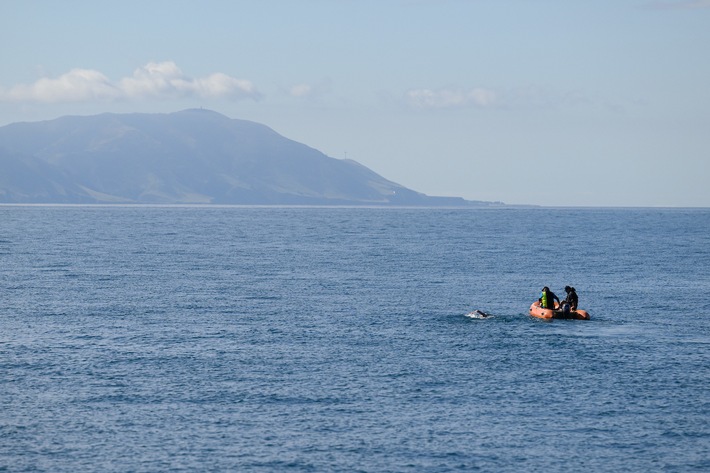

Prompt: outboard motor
[{"left": 561, "top": 302, "right": 571, "bottom": 316}]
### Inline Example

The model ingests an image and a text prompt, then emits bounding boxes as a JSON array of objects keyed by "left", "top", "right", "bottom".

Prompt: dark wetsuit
[{"left": 565, "top": 290, "right": 578, "bottom": 310}]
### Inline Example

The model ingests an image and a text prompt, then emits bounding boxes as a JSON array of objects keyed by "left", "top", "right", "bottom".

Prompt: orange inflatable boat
[{"left": 529, "top": 300, "right": 590, "bottom": 320}]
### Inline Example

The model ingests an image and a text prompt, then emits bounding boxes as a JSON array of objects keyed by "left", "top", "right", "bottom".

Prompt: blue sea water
[{"left": 0, "top": 206, "right": 709, "bottom": 472}]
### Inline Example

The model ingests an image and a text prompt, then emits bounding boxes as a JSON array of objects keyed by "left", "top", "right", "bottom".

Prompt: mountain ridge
[{"left": 0, "top": 109, "right": 500, "bottom": 206}]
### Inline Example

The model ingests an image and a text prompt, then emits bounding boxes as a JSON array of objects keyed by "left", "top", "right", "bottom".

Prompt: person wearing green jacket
[{"left": 539, "top": 286, "right": 560, "bottom": 309}]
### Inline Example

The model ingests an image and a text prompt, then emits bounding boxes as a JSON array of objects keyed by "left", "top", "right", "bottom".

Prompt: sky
[{"left": 1, "top": 0, "right": 709, "bottom": 207}]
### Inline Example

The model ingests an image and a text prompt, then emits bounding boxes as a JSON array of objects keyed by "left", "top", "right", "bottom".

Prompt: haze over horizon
[{"left": 2, "top": 0, "right": 708, "bottom": 207}]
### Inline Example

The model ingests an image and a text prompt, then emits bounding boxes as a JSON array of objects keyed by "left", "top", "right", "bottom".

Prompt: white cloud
[
  {"left": 287, "top": 79, "right": 332, "bottom": 100},
  {"left": 1, "top": 69, "right": 120, "bottom": 103},
  {"left": 402, "top": 85, "right": 598, "bottom": 111},
  {"left": 289, "top": 84, "right": 314, "bottom": 98},
  {"left": 405, "top": 87, "right": 497, "bottom": 109},
  {"left": 0, "top": 61, "right": 261, "bottom": 103}
]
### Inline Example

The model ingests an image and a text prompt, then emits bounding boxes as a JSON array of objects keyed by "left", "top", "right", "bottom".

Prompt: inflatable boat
[{"left": 529, "top": 300, "right": 590, "bottom": 320}]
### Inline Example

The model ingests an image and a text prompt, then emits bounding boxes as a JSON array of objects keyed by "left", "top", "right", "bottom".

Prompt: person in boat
[
  {"left": 539, "top": 286, "right": 560, "bottom": 309},
  {"left": 563, "top": 286, "right": 578, "bottom": 310}
]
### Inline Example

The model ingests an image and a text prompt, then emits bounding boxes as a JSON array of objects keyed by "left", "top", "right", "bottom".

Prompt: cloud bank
[
  {"left": 403, "top": 85, "right": 594, "bottom": 111},
  {"left": 404, "top": 87, "right": 497, "bottom": 109},
  {"left": 287, "top": 79, "right": 333, "bottom": 100},
  {"left": 0, "top": 62, "right": 261, "bottom": 103}
]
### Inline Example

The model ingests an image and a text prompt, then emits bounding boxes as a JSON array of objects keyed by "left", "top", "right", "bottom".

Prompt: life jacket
[{"left": 541, "top": 290, "right": 550, "bottom": 308}]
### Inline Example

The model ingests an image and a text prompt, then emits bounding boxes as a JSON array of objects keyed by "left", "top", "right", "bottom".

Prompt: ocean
[{"left": 1, "top": 206, "right": 708, "bottom": 472}]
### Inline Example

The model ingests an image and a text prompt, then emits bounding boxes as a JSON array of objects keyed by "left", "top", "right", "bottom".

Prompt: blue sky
[{"left": 1, "top": 0, "right": 709, "bottom": 206}]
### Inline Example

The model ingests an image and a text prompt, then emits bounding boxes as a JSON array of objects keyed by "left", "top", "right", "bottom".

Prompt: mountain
[{"left": 0, "top": 109, "right": 496, "bottom": 206}]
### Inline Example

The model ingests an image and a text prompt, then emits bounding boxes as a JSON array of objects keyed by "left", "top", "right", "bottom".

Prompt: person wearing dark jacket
[
  {"left": 564, "top": 286, "right": 579, "bottom": 310},
  {"left": 539, "top": 286, "right": 560, "bottom": 309}
]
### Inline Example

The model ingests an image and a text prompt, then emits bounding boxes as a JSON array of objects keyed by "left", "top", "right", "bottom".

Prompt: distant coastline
[{"left": 0, "top": 109, "right": 499, "bottom": 207}]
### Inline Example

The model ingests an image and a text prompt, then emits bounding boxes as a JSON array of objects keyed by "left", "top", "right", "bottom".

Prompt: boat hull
[{"left": 529, "top": 301, "right": 590, "bottom": 320}]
